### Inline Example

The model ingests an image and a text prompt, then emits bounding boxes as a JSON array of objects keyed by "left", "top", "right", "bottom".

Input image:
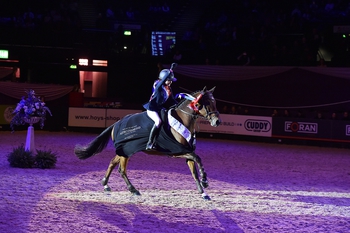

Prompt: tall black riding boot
[{"left": 146, "top": 124, "right": 160, "bottom": 150}]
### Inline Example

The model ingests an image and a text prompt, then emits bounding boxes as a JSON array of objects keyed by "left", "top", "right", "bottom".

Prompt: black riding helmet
[{"left": 158, "top": 63, "right": 177, "bottom": 81}]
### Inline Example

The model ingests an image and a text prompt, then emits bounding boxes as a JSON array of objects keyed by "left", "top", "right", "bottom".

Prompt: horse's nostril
[{"left": 216, "top": 119, "right": 221, "bottom": 126}]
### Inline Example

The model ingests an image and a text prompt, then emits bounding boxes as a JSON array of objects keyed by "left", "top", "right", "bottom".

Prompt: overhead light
[
  {"left": 79, "top": 59, "right": 88, "bottom": 66},
  {"left": 0, "top": 50, "right": 9, "bottom": 59},
  {"left": 92, "top": 60, "right": 107, "bottom": 67}
]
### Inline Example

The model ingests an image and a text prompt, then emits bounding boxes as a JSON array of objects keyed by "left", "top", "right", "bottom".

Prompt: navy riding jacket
[{"left": 143, "top": 77, "right": 177, "bottom": 112}]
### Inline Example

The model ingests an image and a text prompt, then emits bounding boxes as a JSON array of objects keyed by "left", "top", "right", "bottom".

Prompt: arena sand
[{"left": 0, "top": 130, "right": 349, "bottom": 233}]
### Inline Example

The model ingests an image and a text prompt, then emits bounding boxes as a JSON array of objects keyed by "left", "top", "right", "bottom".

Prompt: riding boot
[{"left": 146, "top": 124, "right": 160, "bottom": 150}]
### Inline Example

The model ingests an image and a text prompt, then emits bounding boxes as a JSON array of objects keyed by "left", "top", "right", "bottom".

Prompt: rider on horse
[{"left": 143, "top": 63, "right": 178, "bottom": 150}]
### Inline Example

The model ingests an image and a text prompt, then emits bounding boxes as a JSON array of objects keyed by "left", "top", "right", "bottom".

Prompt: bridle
[
  {"left": 176, "top": 92, "right": 219, "bottom": 122},
  {"left": 200, "top": 105, "right": 220, "bottom": 121}
]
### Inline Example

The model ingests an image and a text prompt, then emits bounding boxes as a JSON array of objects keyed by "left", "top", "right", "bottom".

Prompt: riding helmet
[{"left": 158, "top": 63, "right": 177, "bottom": 81}]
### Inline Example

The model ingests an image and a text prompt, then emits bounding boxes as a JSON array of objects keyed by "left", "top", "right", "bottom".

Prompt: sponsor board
[
  {"left": 68, "top": 108, "right": 142, "bottom": 128},
  {"left": 68, "top": 110, "right": 272, "bottom": 137},
  {"left": 197, "top": 114, "right": 272, "bottom": 137},
  {"left": 0, "top": 105, "right": 15, "bottom": 124},
  {"left": 68, "top": 108, "right": 106, "bottom": 127},
  {"left": 346, "top": 125, "right": 350, "bottom": 136},
  {"left": 329, "top": 120, "right": 350, "bottom": 141},
  {"left": 105, "top": 109, "right": 142, "bottom": 126},
  {"left": 272, "top": 117, "right": 332, "bottom": 140},
  {"left": 284, "top": 121, "right": 318, "bottom": 134}
]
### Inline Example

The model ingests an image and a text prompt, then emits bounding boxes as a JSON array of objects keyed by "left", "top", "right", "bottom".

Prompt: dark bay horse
[{"left": 74, "top": 86, "right": 221, "bottom": 200}]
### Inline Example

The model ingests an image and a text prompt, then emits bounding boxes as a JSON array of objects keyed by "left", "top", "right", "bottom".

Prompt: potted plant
[
  {"left": 7, "top": 144, "right": 34, "bottom": 168},
  {"left": 7, "top": 144, "right": 58, "bottom": 169},
  {"left": 10, "top": 89, "right": 52, "bottom": 131},
  {"left": 8, "top": 90, "right": 56, "bottom": 167}
]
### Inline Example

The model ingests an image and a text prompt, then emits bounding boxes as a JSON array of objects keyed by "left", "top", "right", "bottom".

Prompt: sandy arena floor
[{"left": 0, "top": 130, "right": 349, "bottom": 233}]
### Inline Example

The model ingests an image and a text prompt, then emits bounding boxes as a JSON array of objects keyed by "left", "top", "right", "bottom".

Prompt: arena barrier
[{"left": 2, "top": 107, "right": 348, "bottom": 144}]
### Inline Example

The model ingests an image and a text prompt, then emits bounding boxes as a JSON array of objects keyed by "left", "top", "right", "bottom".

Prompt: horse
[{"left": 74, "top": 86, "right": 221, "bottom": 200}]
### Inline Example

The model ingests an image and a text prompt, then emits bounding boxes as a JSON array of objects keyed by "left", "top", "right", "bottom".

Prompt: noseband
[{"left": 202, "top": 105, "right": 220, "bottom": 121}]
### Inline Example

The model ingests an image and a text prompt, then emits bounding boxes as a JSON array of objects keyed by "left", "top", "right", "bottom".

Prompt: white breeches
[{"left": 147, "top": 110, "right": 162, "bottom": 127}]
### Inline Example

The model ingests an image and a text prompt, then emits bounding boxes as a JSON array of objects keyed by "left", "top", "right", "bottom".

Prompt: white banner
[
  {"left": 197, "top": 114, "right": 272, "bottom": 137},
  {"left": 105, "top": 109, "right": 141, "bottom": 126},
  {"left": 68, "top": 108, "right": 106, "bottom": 127},
  {"left": 68, "top": 108, "right": 142, "bottom": 128},
  {"left": 68, "top": 109, "right": 272, "bottom": 137}
]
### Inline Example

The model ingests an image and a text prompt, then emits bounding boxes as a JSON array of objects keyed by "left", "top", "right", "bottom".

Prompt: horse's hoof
[
  {"left": 202, "top": 193, "right": 211, "bottom": 200},
  {"left": 104, "top": 185, "right": 111, "bottom": 192},
  {"left": 132, "top": 191, "right": 141, "bottom": 196}
]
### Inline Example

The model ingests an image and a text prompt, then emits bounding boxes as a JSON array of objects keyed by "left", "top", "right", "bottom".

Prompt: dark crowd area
[
  {"left": 0, "top": 0, "right": 349, "bottom": 67},
  {"left": 1, "top": 0, "right": 350, "bottom": 125},
  {"left": 177, "top": 0, "right": 350, "bottom": 67}
]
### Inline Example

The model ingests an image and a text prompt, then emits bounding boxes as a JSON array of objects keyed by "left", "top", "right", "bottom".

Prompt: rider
[{"left": 143, "top": 63, "right": 178, "bottom": 150}]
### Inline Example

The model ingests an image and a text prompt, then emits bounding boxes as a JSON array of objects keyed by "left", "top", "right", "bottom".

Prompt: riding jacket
[{"left": 143, "top": 76, "right": 177, "bottom": 112}]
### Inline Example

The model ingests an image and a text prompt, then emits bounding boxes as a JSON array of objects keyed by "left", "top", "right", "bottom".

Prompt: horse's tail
[{"left": 74, "top": 123, "right": 115, "bottom": 160}]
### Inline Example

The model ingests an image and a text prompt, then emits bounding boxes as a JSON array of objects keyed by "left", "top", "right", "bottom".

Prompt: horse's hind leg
[
  {"left": 102, "top": 155, "right": 121, "bottom": 191},
  {"left": 186, "top": 159, "right": 210, "bottom": 200},
  {"left": 118, "top": 156, "right": 141, "bottom": 196}
]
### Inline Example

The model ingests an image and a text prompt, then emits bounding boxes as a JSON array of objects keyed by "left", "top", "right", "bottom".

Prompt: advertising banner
[
  {"left": 68, "top": 108, "right": 106, "bottom": 128},
  {"left": 105, "top": 109, "right": 141, "bottom": 126},
  {"left": 197, "top": 114, "right": 272, "bottom": 137},
  {"left": 272, "top": 117, "right": 332, "bottom": 139},
  {"left": 330, "top": 120, "right": 350, "bottom": 141},
  {"left": 0, "top": 105, "right": 15, "bottom": 124},
  {"left": 68, "top": 108, "right": 142, "bottom": 128}
]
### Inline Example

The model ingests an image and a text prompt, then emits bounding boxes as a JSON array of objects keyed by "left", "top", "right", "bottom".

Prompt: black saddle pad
[{"left": 112, "top": 110, "right": 194, "bottom": 157}]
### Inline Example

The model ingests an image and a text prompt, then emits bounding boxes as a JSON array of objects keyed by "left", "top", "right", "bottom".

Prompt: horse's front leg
[
  {"left": 185, "top": 153, "right": 210, "bottom": 200},
  {"left": 118, "top": 156, "right": 141, "bottom": 196},
  {"left": 102, "top": 154, "right": 121, "bottom": 191},
  {"left": 194, "top": 155, "right": 209, "bottom": 188}
]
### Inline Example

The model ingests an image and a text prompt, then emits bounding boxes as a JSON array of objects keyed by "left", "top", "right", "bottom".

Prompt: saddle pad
[
  {"left": 112, "top": 110, "right": 195, "bottom": 157},
  {"left": 112, "top": 112, "right": 152, "bottom": 157}
]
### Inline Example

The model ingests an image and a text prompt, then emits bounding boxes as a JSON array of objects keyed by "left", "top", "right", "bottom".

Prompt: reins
[
  {"left": 177, "top": 107, "right": 200, "bottom": 119},
  {"left": 175, "top": 91, "right": 219, "bottom": 121}
]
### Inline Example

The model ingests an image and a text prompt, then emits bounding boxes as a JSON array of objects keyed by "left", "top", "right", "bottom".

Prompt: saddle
[{"left": 112, "top": 109, "right": 195, "bottom": 157}]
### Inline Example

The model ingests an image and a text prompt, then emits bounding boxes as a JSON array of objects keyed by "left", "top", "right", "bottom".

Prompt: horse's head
[{"left": 191, "top": 86, "right": 221, "bottom": 127}]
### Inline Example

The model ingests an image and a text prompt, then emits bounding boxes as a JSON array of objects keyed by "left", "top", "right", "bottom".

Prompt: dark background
[{"left": 1, "top": 0, "right": 350, "bottom": 114}]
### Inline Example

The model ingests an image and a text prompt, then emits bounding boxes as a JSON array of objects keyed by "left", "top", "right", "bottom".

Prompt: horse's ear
[
  {"left": 202, "top": 86, "right": 207, "bottom": 92},
  {"left": 209, "top": 86, "right": 216, "bottom": 93}
]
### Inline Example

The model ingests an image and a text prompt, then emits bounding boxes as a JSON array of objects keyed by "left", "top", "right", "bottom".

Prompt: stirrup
[{"left": 146, "top": 142, "right": 156, "bottom": 150}]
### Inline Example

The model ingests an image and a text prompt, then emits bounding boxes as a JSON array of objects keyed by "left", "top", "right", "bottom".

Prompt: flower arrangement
[{"left": 10, "top": 89, "right": 52, "bottom": 131}]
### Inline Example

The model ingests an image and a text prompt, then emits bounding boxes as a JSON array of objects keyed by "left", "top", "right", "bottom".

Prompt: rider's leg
[{"left": 146, "top": 110, "right": 161, "bottom": 150}]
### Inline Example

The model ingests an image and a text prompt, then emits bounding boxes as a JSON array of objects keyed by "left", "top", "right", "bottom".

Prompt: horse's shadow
[{"left": 79, "top": 200, "right": 243, "bottom": 232}]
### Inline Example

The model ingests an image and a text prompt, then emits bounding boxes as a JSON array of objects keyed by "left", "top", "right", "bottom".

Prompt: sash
[{"left": 167, "top": 109, "right": 192, "bottom": 143}]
